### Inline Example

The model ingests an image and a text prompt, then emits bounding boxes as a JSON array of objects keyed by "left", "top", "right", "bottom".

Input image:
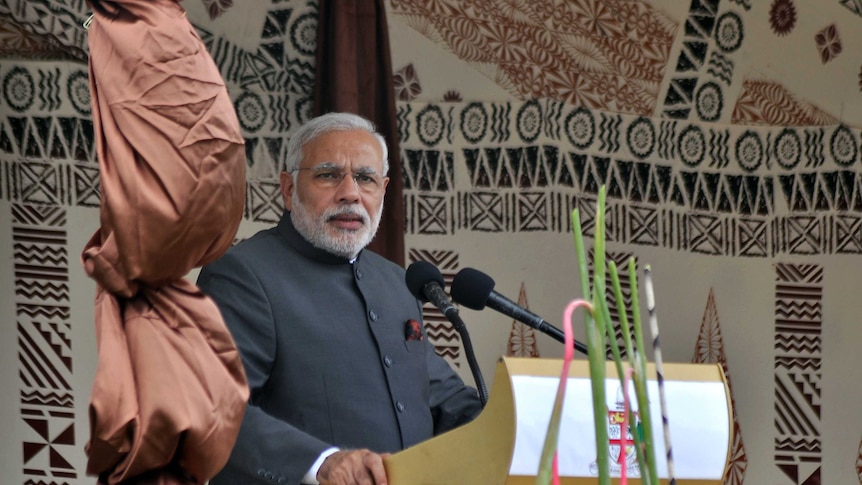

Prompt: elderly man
[{"left": 198, "top": 112, "right": 481, "bottom": 485}]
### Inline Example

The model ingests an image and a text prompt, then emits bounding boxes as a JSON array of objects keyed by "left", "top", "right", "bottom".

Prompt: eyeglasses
[{"left": 293, "top": 165, "right": 385, "bottom": 193}]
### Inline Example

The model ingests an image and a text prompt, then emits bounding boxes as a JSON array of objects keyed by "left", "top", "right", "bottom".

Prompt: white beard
[{"left": 290, "top": 192, "right": 384, "bottom": 259}]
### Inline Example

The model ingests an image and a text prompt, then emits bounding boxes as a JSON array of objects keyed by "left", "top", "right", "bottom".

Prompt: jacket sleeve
[
  {"left": 198, "top": 252, "right": 331, "bottom": 484},
  {"left": 422, "top": 322, "right": 483, "bottom": 435}
]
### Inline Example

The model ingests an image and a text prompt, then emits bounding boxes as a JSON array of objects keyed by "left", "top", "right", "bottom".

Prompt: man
[{"left": 198, "top": 112, "right": 482, "bottom": 485}]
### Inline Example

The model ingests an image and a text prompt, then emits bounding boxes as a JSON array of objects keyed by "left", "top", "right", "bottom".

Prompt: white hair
[{"left": 284, "top": 112, "right": 389, "bottom": 175}]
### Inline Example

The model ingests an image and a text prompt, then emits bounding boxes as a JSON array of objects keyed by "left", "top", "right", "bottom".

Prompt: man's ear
[{"left": 280, "top": 171, "right": 295, "bottom": 211}]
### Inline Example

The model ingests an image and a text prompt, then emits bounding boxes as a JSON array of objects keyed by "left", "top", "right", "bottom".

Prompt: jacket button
[
  {"left": 396, "top": 401, "right": 405, "bottom": 412},
  {"left": 355, "top": 268, "right": 363, "bottom": 279},
  {"left": 384, "top": 356, "right": 393, "bottom": 367},
  {"left": 369, "top": 310, "right": 378, "bottom": 321}
]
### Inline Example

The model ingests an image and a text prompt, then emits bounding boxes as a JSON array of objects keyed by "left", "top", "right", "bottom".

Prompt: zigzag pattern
[
  {"left": 657, "top": 120, "right": 676, "bottom": 159},
  {"left": 775, "top": 356, "right": 822, "bottom": 370},
  {"left": 13, "top": 243, "right": 67, "bottom": 266},
  {"left": 489, "top": 104, "right": 510, "bottom": 143},
  {"left": 707, "top": 51, "right": 733, "bottom": 85},
  {"left": 25, "top": 480, "right": 73, "bottom": 485},
  {"left": 774, "top": 336, "right": 822, "bottom": 355},
  {"left": 37, "top": 68, "right": 61, "bottom": 111},
  {"left": 774, "top": 437, "right": 822, "bottom": 454},
  {"left": 14, "top": 282, "right": 69, "bottom": 302},
  {"left": 708, "top": 129, "right": 730, "bottom": 168},
  {"left": 408, "top": 249, "right": 462, "bottom": 365},
  {"left": 773, "top": 262, "right": 822, "bottom": 477},
  {"left": 396, "top": 104, "right": 411, "bottom": 144},
  {"left": 20, "top": 390, "right": 73, "bottom": 408},
  {"left": 804, "top": 129, "right": 825, "bottom": 168},
  {"left": 774, "top": 301, "right": 822, "bottom": 322},
  {"left": 17, "top": 305, "right": 69, "bottom": 320},
  {"left": 598, "top": 113, "right": 621, "bottom": 152},
  {"left": 544, "top": 101, "right": 562, "bottom": 140}
]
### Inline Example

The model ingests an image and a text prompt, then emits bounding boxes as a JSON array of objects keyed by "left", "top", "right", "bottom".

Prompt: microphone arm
[
  {"left": 485, "top": 294, "right": 590, "bottom": 356},
  {"left": 435, "top": 295, "right": 489, "bottom": 409},
  {"left": 406, "top": 261, "right": 488, "bottom": 407}
]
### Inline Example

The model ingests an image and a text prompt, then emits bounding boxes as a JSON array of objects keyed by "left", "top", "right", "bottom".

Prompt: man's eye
[
  {"left": 316, "top": 170, "right": 340, "bottom": 180},
  {"left": 355, "top": 174, "right": 376, "bottom": 185}
]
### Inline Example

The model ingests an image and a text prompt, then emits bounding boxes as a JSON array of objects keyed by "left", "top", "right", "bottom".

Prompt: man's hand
[{"left": 317, "top": 449, "right": 389, "bottom": 485}]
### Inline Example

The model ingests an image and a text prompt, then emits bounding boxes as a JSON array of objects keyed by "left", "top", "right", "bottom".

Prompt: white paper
[{"left": 508, "top": 375, "right": 730, "bottom": 479}]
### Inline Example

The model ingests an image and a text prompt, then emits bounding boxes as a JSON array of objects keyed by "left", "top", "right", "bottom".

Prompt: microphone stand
[
  {"left": 445, "top": 312, "right": 489, "bottom": 408},
  {"left": 531, "top": 320, "right": 591, "bottom": 356}
]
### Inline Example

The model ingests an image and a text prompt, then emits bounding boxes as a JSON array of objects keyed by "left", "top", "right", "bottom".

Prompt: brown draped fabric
[
  {"left": 81, "top": 0, "right": 249, "bottom": 483},
  {"left": 313, "top": 0, "right": 404, "bottom": 266}
]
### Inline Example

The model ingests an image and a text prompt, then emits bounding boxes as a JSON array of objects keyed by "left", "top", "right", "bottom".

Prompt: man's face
[{"left": 280, "top": 129, "right": 389, "bottom": 258}]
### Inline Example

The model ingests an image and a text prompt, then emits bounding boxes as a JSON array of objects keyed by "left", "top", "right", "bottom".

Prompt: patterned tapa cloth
[{"left": 80, "top": 0, "right": 249, "bottom": 483}]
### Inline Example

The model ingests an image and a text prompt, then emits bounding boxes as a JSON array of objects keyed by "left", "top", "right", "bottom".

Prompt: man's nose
[{"left": 335, "top": 173, "right": 361, "bottom": 202}]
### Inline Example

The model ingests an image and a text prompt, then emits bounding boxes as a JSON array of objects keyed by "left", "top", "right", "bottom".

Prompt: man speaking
[{"left": 198, "top": 112, "right": 481, "bottom": 485}]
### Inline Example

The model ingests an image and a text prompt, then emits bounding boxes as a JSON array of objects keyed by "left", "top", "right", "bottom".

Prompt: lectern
[{"left": 384, "top": 357, "right": 732, "bottom": 485}]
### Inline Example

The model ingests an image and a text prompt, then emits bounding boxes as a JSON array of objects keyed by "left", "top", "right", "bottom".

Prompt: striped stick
[{"left": 643, "top": 266, "right": 676, "bottom": 485}]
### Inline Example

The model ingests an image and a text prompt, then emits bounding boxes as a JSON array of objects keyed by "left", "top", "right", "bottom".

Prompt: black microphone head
[
  {"left": 405, "top": 260, "right": 445, "bottom": 302},
  {"left": 450, "top": 267, "right": 496, "bottom": 310}
]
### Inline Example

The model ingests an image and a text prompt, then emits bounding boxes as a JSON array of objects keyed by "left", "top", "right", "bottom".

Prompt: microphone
[
  {"left": 405, "top": 260, "right": 458, "bottom": 319},
  {"left": 405, "top": 261, "right": 488, "bottom": 407},
  {"left": 450, "top": 267, "right": 589, "bottom": 356}
]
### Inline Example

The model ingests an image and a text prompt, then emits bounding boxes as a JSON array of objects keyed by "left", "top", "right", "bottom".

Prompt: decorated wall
[{"left": 1, "top": 0, "right": 861, "bottom": 484}]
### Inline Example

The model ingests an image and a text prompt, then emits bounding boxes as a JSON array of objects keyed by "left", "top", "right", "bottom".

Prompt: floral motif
[
  {"left": 815, "top": 24, "right": 842, "bottom": 64},
  {"left": 393, "top": 63, "right": 422, "bottom": 101},
  {"left": 769, "top": 0, "right": 797, "bottom": 36},
  {"left": 443, "top": 90, "right": 462, "bottom": 102},
  {"left": 202, "top": 0, "right": 233, "bottom": 20}
]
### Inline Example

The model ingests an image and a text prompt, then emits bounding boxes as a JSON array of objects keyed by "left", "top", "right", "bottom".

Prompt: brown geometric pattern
[
  {"left": 245, "top": 180, "right": 283, "bottom": 224},
  {"left": 388, "top": 0, "right": 677, "bottom": 115},
  {"left": 590, "top": 251, "right": 637, "bottom": 360},
  {"left": 13, "top": 203, "right": 77, "bottom": 482},
  {"left": 692, "top": 289, "right": 747, "bottom": 485},
  {"left": 659, "top": 0, "right": 745, "bottom": 122},
  {"left": 857, "top": 435, "right": 862, "bottom": 483},
  {"left": 505, "top": 283, "right": 539, "bottom": 358},
  {"left": 0, "top": 0, "right": 89, "bottom": 62},
  {"left": 402, "top": 149, "right": 456, "bottom": 234},
  {"left": 0, "top": 17, "right": 77, "bottom": 61},
  {"left": 774, "top": 263, "right": 822, "bottom": 485},
  {"left": 407, "top": 249, "right": 462, "bottom": 368},
  {"left": 400, "top": 101, "right": 862, "bottom": 257},
  {"left": 731, "top": 80, "right": 838, "bottom": 126}
]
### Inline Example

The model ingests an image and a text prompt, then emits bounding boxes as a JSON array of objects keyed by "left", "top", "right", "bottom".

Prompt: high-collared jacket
[{"left": 198, "top": 213, "right": 481, "bottom": 484}]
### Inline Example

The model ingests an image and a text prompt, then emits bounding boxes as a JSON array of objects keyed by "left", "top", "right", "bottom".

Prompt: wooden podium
[{"left": 384, "top": 357, "right": 732, "bottom": 485}]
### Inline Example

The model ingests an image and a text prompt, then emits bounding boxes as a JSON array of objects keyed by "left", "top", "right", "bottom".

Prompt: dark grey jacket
[{"left": 199, "top": 214, "right": 481, "bottom": 484}]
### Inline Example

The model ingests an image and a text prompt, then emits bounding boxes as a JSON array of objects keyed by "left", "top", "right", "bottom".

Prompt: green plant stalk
[
  {"left": 608, "top": 261, "right": 648, "bottom": 480},
  {"left": 590, "top": 187, "right": 610, "bottom": 485},
  {"left": 609, "top": 261, "right": 636, "bottom": 368},
  {"left": 571, "top": 200, "right": 609, "bottom": 485},
  {"left": 628, "top": 259, "right": 659, "bottom": 485},
  {"left": 571, "top": 209, "right": 592, "bottom": 303},
  {"left": 534, "top": 355, "right": 572, "bottom": 485}
]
